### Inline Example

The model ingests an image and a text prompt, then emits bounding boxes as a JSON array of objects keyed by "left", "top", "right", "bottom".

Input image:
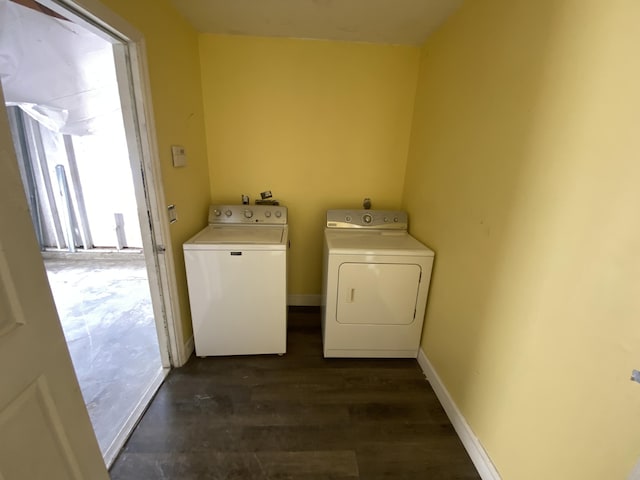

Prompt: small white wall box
[{"left": 171, "top": 145, "right": 187, "bottom": 167}]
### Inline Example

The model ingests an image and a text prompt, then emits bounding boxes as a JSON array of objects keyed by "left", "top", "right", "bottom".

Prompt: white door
[
  {"left": 0, "top": 91, "right": 108, "bottom": 478},
  {"left": 336, "top": 262, "right": 422, "bottom": 325}
]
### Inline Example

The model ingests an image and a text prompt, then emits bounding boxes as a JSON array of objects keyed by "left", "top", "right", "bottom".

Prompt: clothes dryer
[{"left": 322, "top": 209, "right": 434, "bottom": 358}]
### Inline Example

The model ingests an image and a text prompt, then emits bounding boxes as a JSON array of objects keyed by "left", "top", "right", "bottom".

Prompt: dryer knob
[
  {"left": 213, "top": 209, "right": 221, "bottom": 217},
  {"left": 363, "top": 214, "right": 373, "bottom": 224},
  {"left": 275, "top": 211, "right": 282, "bottom": 218},
  {"left": 265, "top": 211, "right": 272, "bottom": 218},
  {"left": 225, "top": 210, "right": 232, "bottom": 217},
  {"left": 244, "top": 209, "right": 253, "bottom": 219}
]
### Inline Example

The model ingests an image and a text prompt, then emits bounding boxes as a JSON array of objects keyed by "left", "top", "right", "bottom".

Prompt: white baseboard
[
  {"left": 287, "top": 294, "right": 321, "bottom": 306},
  {"left": 417, "top": 348, "right": 501, "bottom": 480},
  {"left": 179, "top": 335, "right": 194, "bottom": 366}
]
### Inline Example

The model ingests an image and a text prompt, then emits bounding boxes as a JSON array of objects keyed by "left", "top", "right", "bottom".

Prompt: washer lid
[
  {"left": 185, "top": 225, "right": 287, "bottom": 247},
  {"left": 325, "top": 229, "right": 434, "bottom": 256}
]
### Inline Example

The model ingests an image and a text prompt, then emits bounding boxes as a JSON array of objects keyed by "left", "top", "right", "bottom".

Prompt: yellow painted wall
[
  {"left": 403, "top": 0, "right": 640, "bottom": 478},
  {"left": 199, "top": 35, "right": 419, "bottom": 296},
  {"left": 100, "top": 0, "right": 210, "bottom": 341}
]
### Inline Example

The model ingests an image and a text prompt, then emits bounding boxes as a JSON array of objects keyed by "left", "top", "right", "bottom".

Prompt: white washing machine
[
  {"left": 322, "top": 209, "right": 434, "bottom": 358},
  {"left": 183, "top": 204, "right": 288, "bottom": 356}
]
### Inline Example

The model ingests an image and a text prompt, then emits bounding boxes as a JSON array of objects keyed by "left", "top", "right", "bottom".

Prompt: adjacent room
[
  {"left": 0, "top": 0, "right": 167, "bottom": 467},
  {"left": 1, "top": 0, "right": 639, "bottom": 479}
]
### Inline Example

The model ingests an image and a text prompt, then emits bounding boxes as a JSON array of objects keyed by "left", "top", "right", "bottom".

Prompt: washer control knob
[
  {"left": 225, "top": 210, "right": 232, "bottom": 217},
  {"left": 363, "top": 214, "right": 373, "bottom": 224},
  {"left": 244, "top": 209, "right": 253, "bottom": 219},
  {"left": 394, "top": 217, "right": 399, "bottom": 222},
  {"left": 213, "top": 209, "right": 221, "bottom": 217},
  {"left": 345, "top": 215, "right": 352, "bottom": 222},
  {"left": 265, "top": 211, "right": 272, "bottom": 218},
  {"left": 275, "top": 211, "right": 282, "bottom": 218},
  {"left": 384, "top": 217, "right": 389, "bottom": 222}
]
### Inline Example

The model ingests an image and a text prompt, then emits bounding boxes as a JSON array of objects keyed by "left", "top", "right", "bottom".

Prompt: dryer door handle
[{"left": 346, "top": 288, "right": 355, "bottom": 303}]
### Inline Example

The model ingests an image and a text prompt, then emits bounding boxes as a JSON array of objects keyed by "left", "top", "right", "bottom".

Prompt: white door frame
[{"left": 36, "top": 0, "right": 186, "bottom": 367}]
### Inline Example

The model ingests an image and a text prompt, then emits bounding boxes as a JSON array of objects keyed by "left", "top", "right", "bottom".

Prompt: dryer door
[{"left": 336, "top": 262, "right": 421, "bottom": 325}]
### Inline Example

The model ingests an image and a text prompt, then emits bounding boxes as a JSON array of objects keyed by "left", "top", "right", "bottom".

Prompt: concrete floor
[{"left": 43, "top": 251, "right": 165, "bottom": 465}]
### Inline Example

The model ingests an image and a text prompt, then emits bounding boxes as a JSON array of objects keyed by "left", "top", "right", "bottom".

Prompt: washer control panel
[
  {"left": 208, "top": 205, "right": 287, "bottom": 225},
  {"left": 326, "top": 209, "right": 408, "bottom": 229}
]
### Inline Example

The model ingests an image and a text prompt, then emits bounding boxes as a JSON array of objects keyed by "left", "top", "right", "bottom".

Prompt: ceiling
[{"left": 169, "top": 0, "right": 463, "bottom": 46}]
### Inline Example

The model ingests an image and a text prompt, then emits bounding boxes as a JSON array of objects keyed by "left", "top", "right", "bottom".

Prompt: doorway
[{"left": 0, "top": 0, "right": 175, "bottom": 467}]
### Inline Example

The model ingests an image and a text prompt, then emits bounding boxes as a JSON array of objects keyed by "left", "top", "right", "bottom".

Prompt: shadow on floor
[{"left": 43, "top": 251, "right": 164, "bottom": 465}]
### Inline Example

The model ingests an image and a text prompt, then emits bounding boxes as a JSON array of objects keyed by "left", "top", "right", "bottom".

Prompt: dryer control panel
[
  {"left": 208, "top": 205, "right": 288, "bottom": 225},
  {"left": 326, "top": 209, "right": 408, "bottom": 229}
]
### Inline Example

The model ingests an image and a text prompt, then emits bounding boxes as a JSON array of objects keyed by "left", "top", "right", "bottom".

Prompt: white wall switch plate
[{"left": 171, "top": 145, "right": 187, "bottom": 167}]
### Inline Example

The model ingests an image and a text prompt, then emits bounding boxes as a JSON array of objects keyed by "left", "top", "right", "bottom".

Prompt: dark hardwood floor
[{"left": 110, "top": 307, "right": 480, "bottom": 479}]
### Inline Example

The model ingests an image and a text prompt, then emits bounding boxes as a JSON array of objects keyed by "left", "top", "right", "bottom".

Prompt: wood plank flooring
[{"left": 110, "top": 307, "right": 480, "bottom": 479}]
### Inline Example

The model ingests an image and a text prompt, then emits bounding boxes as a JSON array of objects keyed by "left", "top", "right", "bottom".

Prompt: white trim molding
[
  {"left": 287, "top": 294, "right": 321, "bottom": 306},
  {"left": 417, "top": 349, "right": 501, "bottom": 480},
  {"left": 102, "top": 366, "right": 167, "bottom": 467},
  {"left": 181, "top": 335, "right": 195, "bottom": 365}
]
